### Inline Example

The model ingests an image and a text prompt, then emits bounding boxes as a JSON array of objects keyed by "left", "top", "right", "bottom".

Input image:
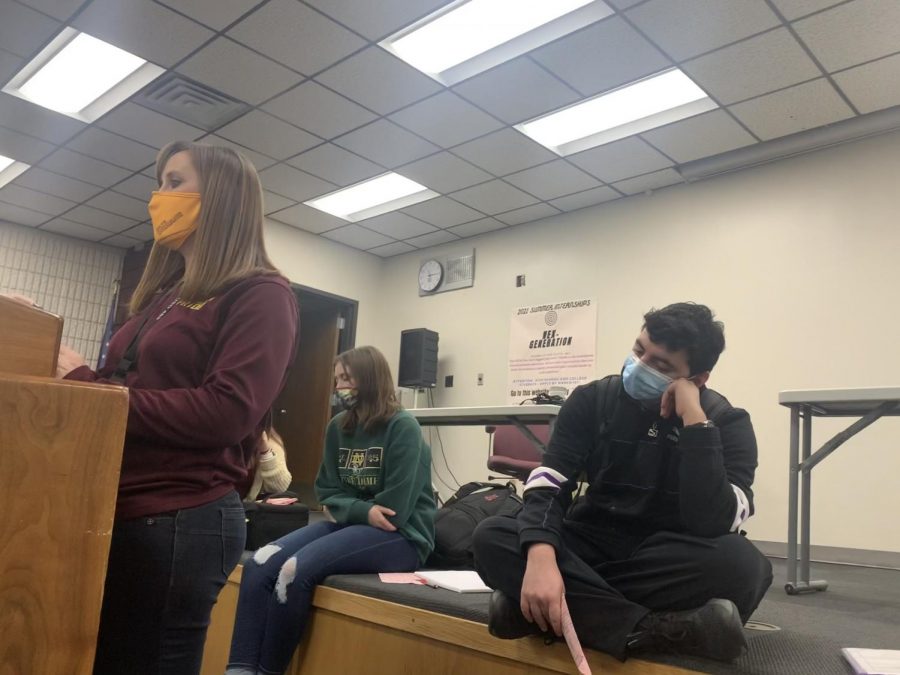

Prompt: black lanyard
[{"left": 109, "top": 295, "right": 178, "bottom": 385}]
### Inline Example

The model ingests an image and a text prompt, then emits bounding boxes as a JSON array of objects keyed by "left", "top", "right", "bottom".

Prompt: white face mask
[{"left": 621, "top": 353, "right": 673, "bottom": 401}]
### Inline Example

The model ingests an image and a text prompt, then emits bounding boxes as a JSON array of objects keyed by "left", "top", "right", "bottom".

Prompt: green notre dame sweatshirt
[{"left": 314, "top": 409, "right": 435, "bottom": 564}]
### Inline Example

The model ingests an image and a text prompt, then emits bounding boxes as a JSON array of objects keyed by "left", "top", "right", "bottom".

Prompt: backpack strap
[
  {"left": 595, "top": 375, "right": 622, "bottom": 443},
  {"left": 699, "top": 387, "right": 733, "bottom": 423}
]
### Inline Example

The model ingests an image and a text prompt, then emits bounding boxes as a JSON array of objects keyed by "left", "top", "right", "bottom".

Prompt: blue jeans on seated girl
[{"left": 227, "top": 521, "right": 419, "bottom": 675}]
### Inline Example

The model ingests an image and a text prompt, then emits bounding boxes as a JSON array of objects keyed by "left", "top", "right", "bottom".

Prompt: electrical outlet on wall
[{"left": 444, "top": 375, "right": 453, "bottom": 387}]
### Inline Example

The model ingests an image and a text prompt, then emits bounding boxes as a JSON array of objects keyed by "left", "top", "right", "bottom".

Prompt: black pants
[
  {"left": 93, "top": 491, "right": 246, "bottom": 675},
  {"left": 473, "top": 516, "right": 773, "bottom": 660}
]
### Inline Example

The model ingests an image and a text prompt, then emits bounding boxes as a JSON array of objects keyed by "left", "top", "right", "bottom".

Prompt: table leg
[{"left": 786, "top": 406, "right": 800, "bottom": 594}]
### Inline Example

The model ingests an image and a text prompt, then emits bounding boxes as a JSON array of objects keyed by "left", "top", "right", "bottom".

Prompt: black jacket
[{"left": 518, "top": 376, "right": 758, "bottom": 552}]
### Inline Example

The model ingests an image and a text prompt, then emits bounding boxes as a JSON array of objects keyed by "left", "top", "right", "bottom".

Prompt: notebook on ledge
[
  {"left": 415, "top": 570, "right": 492, "bottom": 593},
  {"left": 842, "top": 648, "right": 900, "bottom": 675}
]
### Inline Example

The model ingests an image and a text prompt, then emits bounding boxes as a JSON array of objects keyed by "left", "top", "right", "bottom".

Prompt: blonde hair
[
  {"left": 130, "top": 141, "right": 278, "bottom": 314},
  {"left": 335, "top": 346, "right": 401, "bottom": 434}
]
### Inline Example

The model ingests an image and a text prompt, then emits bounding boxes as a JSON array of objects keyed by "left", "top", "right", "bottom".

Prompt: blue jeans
[
  {"left": 228, "top": 521, "right": 419, "bottom": 675},
  {"left": 93, "top": 490, "right": 246, "bottom": 675}
]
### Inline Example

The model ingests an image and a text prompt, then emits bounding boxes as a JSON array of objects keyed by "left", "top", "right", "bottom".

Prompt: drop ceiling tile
[
  {"left": 769, "top": 0, "right": 845, "bottom": 21},
  {"left": 452, "top": 128, "right": 557, "bottom": 177},
  {"left": 13, "top": 167, "right": 103, "bottom": 202},
  {"left": 504, "top": 160, "right": 601, "bottom": 201},
  {"left": 0, "top": 184, "right": 76, "bottom": 215},
  {"left": 356, "top": 213, "right": 437, "bottom": 239},
  {"left": 640, "top": 110, "right": 757, "bottom": 163},
  {"left": 228, "top": 0, "right": 365, "bottom": 75},
  {"left": 612, "top": 168, "right": 683, "bottom": 195},
  {"left": 450, "top": 180, "right": 538, "bottom": 214},
  {"left": 85, "top": 191, "right": 149, "bottom": 221},
  {"left": 64, "top": 204, "right": 137, "bottom": 233},
  {"left": 263, "top": 81, "right": 377, "bottom": 140},
  {"left": 287, "top": 144, "right": 383, "bottom": 186},
  {"left": 268, "top": 203, "right": 345, "bottom": 234},
  {"left": 322, "top": 224, "right": 394, "bottom": 250},
  {"left": 453, "top": 56, "right": 582, "bottom": 125},
  {"left": 177, "top": 37, "right": 301, "bottom": 106},
  {"left": 401, "top": 196, "right": 483, "bottom": 228},
  {"left": 72, "top": 0, "right": 214, "bottom": 68},
  {"left": 367, "top": 241, "right": 416, "bottom": 257},
  {"left": 406, "top": 229, "right": 460, "bottom": 249},
  {"left": 333, "top": 119, "right": 439, "bottom": 168},
  {"left": 494, "top": 203, "right": 562, "bottom": 226},
  {"left": 447, "top": 218, "right": 507, "bottom": 238},
  {"left": 396, "top": 152, "right": 491, "bottom": 194},
  {"left": 0, "top": 93, "right": 86, "bottom": 145},
  {"left": 258, "top": 164, "right": 337, "bottom": 202},
  {"left": 121, "top": 222, "right": 153, "bottom": 241},
  {"left": 40, "top": 218, "right": 109, "bottom": 241},
  {"left": 568, "top": 137, "right": 673, "bottom": 183},
  {"left": 549, "top": 185, "right": 622, "bottom": 211},
  {"left": 316, "top": 47, "right": 442, "bottom": 116},
  {"left": 66, "top": 128, "right": 158, "bottom": 171},
  {"left": 39, "top": 149, "right": 132, "bottom": 187},
  {"left": 0, "top": 49, "right": 24, "bottom": 85},
  {"left": 98, "top": 103, "right": 204, "bottom": 149},
  {"left": 0, "top": 126, "right": 55, "bottom": 165},
  {"left": 728, "top": 78, "right": 854, "bottom": 140},
  {"left": 388, "top": 92, "right": 504, "bottom": 148},
  {"left": 682, "top": 29, "right": 822, "bottom": 105},
  {"left": 532, "top": 17, "right": 671, "bottom": 97},
  {"left": 793, "top": 0, "right": 900, "bottom": 72},
  {"left": 110, "top": 173, "right": 159, "bottom": 201},
  {"left": 625, "top": 0, "right": 780, "bottom": 61},
  {"left": 833, "top": 53, "right": 900, "bottom": 114},
  {"left": 100, "top": 233, "right": 143, "bottom": 249},
  {"left": 157, "top": 0, "right": 261, "bottom": 30},
  {"left": 204, "top": 135, "right": 277, "bottom": 170},
  {"left": 217, "top": 111, "right": 321, "bottom": 160},
  {"left": 0, "top": 201, "right": 49, "bottom": 226},
  {"left": 305, "top": 0, "right": 448, "bottom": 41},
  {"left": 15, "top": 0, "right": 83, "bottom": 21},
  {"left": 262, "top": 191, "right": 296, "bottom": 214},
  {"left": 0, "top": 0, "right": 60, "bottom": 58}
]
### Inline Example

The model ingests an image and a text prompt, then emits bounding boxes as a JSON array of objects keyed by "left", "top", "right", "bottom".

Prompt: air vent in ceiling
[{"left": 133, "top": 73, "right": 250, "bottom": 131}]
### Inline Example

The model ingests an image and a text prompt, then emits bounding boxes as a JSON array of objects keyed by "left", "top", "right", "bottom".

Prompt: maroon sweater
[{"left": 66, "top": 275, "right": 299, "bottom": 519}]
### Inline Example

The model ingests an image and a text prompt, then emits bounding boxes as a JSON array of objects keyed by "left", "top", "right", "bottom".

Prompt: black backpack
[{"left": 428, "top": 481, "right": 523, "bottom": 569}]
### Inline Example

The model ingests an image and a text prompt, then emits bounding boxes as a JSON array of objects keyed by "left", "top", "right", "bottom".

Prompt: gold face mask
[{"left": 148, "top": 191, "right": 201, "bottom": 250}]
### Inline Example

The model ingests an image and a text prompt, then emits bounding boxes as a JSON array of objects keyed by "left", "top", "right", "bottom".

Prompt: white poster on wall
[{"left": 507, "top": 299, "right": 597, "bottom": 404}]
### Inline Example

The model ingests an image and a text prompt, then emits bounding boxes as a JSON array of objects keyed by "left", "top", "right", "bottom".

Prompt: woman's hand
[
  {"left": 57, "top": 344, "right": 86, "bottom": 378},
  {"left": 367, "top": 504, "right": 397, "bottom": 531}
]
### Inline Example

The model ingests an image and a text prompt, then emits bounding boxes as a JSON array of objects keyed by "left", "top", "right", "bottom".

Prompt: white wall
[
  {"left": 0, "top": 221, "right": 123, "bottom": 366},
  {"left": 373, "top": 130, "right": 900, "bottom": 553}
]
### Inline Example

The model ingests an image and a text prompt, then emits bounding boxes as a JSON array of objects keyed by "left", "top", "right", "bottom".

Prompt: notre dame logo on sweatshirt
[{"left": 337, "top": 447, "right": 384, "bottom": 489}]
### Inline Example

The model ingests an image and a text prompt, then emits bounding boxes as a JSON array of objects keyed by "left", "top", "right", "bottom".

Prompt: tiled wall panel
[{"left": 0, "top": 222, "right": 124, "bottom": 367}]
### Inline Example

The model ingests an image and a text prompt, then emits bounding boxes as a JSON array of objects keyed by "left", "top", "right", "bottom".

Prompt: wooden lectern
[{"left": 0, "top": 298, "right": 128, "bottom": 674}]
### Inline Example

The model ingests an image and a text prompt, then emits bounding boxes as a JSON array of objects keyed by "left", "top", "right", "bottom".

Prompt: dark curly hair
[{"left": 643, "top": 302, "right": 725, "bottom": 374}]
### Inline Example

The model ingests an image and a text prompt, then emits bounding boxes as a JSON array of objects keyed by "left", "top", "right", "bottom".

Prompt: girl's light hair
[
  {"left": 335, "top": 346, "right": 401, "bottom": 434},
  {"left": 130, "top": 141, "right": 278, "bottom": 314}
]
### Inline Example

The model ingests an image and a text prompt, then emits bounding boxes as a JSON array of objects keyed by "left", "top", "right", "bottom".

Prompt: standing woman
[
  {"left": 59, "top": 141, "right": 299, "bottom": 674},
  {"left": 227, "top": 346, "right": 435, "bottom": 675}
]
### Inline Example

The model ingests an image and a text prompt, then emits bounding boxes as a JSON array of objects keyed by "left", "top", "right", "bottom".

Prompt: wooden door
[{"left": 274, "top": 307, "right": 340, "bottom": 508}]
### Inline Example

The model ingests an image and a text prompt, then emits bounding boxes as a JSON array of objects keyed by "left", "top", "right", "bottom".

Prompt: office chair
[{"left": 485, "top": 424, "right": 549, "bottom": 481}]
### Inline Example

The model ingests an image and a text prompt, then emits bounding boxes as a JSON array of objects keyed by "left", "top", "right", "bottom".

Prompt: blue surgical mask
[
  {"left": 334, "top": 388, "right": 358, "bottom": 410},
  {"left": 622, "top": 354, "right": 673, "bottom": 401}
]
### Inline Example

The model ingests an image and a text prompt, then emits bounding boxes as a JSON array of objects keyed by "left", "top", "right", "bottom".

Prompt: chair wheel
[{"left": 784, "top": 583, "right": 798, "bottom": 595}]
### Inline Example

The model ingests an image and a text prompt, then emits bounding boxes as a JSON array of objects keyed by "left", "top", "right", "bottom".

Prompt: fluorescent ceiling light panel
[
  {"left": 517, "top": 69, "right": 718, "bottom": 155},
  {"left": 305, "top": 173, "right": 439, "bottom": 222},
  {"left": 0, "top": 156, "right": 31, "bottom": 188},
  {"left": 381, "top": 0, "right": 613, "bottom": 86},
  {"left": 3, "top": 28, "right": 164, "bottom": 123}
]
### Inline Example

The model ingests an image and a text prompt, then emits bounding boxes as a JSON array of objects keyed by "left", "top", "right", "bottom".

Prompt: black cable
[{"left": 427, "top": 388, "right": 461, "bottom": 488}]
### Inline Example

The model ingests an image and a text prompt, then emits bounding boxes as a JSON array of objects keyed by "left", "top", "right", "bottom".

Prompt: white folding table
[
  {"left": 779, "top": 386, "right": 900, "bottom": 594},
  {"left": 409, "top": 405, "right": 560, "bottom": 454}
]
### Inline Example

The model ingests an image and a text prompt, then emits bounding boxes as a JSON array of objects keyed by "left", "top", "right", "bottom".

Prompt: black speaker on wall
[{"left": 398, "top": 328, "right": 438, "bottom": 388}]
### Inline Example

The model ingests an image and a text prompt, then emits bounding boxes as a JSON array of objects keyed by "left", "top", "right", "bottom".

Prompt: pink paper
[
  {"left": 560, "top": 597, "right": 592, "bottom": 675},
  {"left": 378, "top": 572, "right": 426, "bottom": 584}
]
